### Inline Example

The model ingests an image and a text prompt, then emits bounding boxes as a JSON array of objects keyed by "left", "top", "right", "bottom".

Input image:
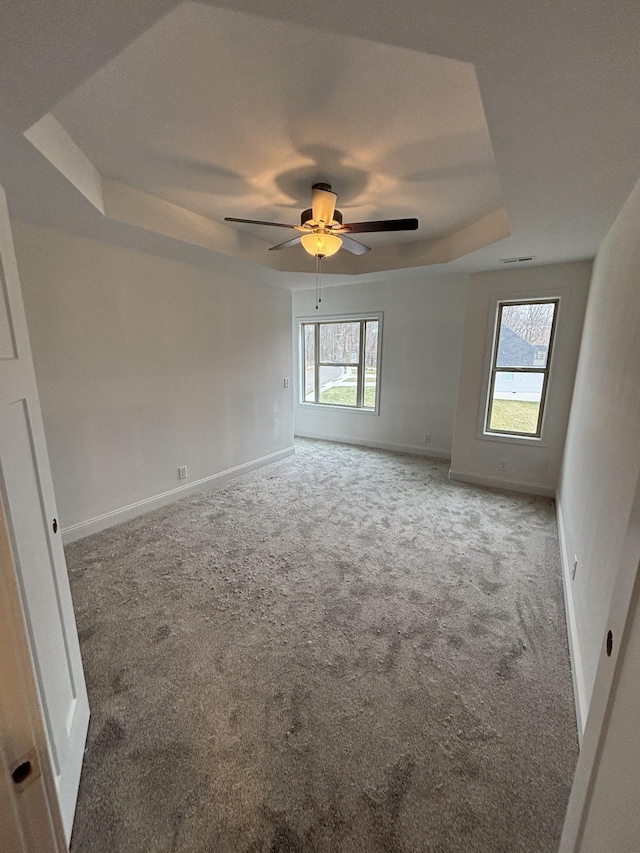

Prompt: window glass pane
[
  {"left": 364, "top": 320, "right": 378, "bottom": 408},
  {"left": 319, "top": 322, "right": 360, "bottom": 364},
  {"left": 303, "top": 325, "right": 315, "bottom": 402},
  {"left": 489, "top": 371, "right": 544, "bottom": 434},
  {"left": 318, "top": 365, "right": 358, "bottom": 406},
  {"left": 496, "top": 302, "right": 556, "bottom": 368}
]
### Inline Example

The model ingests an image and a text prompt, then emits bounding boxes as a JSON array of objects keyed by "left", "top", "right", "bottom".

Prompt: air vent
[{"left": 499, "top": 256, "right": 536, "bottom": 264}]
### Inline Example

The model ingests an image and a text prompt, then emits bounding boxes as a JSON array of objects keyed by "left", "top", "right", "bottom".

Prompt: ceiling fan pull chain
[{"left": 315, "top": 255, "right": 322, "bottom": 309}]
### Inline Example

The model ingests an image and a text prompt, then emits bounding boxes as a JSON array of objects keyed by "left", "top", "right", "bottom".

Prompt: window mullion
[
  {"left": 301, "top": 324, "right": 305, "bottom": 403},
  {"left": 356, "top": 320, "right": 365, "bottom": 407}
]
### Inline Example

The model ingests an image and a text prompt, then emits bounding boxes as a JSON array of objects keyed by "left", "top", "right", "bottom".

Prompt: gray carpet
[{"left": 66, "top": 439, "right": 578, "bottom": 853}]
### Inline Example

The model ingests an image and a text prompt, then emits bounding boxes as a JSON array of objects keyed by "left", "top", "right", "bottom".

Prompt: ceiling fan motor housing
[{"left": 301, "top": 208, "right": 343, "bottom": 229}]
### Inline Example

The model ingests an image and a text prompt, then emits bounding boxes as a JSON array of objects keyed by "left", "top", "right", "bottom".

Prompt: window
[
  {"left": 485, "top": 299, "right": 558, "bottom": 438},
  {"left": 300, "top": 316, "right": 381, "bottom": 411}
]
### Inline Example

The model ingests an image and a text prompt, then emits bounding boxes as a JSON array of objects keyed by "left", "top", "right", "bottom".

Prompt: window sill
[
  {"left": 479, "top": 430, "right": 547, "bottom": 448},
  {"left": 297, "top": 402, "right": 379, "bottom": 416}
]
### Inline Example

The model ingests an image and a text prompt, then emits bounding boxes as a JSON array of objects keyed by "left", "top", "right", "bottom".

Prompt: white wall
[
  {"left": 450, "top": 262, "right": 591, "bottom": 496},
  {"left": 558, "top": 177, "right": 640, "bottom": 720},
  {"left": 292, "top": 273, "right": 468, "bottom": 457},
  {"left": 14, "top": 220, "right": 294, "bottom": 537}
]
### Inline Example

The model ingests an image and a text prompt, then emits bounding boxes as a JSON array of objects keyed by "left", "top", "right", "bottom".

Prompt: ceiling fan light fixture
[{"left": 301, "top": 231, "right": 342, "bottom": 258}]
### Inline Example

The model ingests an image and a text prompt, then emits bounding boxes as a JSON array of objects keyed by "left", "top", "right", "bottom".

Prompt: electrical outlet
[
  {"left": 572, "top": 556, "right": 578, "bottom": 580},
  {"left": 424, "top": 433, "right": 431, "bottom": 443},
  {"left": 284, "top": 378, "right": 289, "bottom": 388},
  {"left": 178, "top": 466, "right": 187, "bottom": 480},
  {"left": 498, "top": 460, "right": 508, "bottom": 472}
]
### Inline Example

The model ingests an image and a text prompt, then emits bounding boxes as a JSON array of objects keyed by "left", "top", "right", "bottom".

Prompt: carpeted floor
[{"left": 66, "top": 439, "right": 578, "bottom": 853}]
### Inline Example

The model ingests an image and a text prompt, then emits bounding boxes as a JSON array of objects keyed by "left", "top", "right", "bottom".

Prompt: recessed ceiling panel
[{"left": 49, "top": 1, "right": 506, "bottom": 271}]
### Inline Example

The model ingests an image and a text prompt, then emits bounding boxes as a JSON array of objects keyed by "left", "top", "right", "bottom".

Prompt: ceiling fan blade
[
  {"left": 339, "top": 217, "right": 419, "bottom": 234},
  {"left": 311, "top": 185, "right": 337, "bottom": 227},
  {"left": 339, "top": 235, "right": 371, "bottom": 255},
  {"left": 268, "top": 235, "right": 303, "bottom": 251},
  {"left": 225, "top": 217, "right": 295, "bottom": 229}
]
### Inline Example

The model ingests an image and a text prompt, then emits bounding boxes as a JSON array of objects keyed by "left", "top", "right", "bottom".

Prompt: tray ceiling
[{"left": 30, "top": 3, "right": 509, "bottom": 274}]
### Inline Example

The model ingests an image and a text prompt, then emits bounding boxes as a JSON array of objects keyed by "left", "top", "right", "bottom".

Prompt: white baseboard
[
  {"left": 295, "top": 431, "right": 451, "bottom": 460},
  {"left": 556, "top": 495, "right": 588, "bottom": 741},
  {"left": 448, "top": 469, "right": 554, "bottom": 497},
  {"left": 61, "top": 446, "right": 295, "bottom": 544}
]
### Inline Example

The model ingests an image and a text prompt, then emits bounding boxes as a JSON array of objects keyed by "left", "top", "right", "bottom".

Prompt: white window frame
[
  {"left": 483, "top": 298, "right": 559, "bottom": 440},
  {"left": 297, "top": 312, "right": 383, "bottom": 414}
]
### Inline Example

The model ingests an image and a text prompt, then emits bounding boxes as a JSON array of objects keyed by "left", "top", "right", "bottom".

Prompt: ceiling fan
[{"left": 225, "top": 183, "right": 418, "bottom": 259}]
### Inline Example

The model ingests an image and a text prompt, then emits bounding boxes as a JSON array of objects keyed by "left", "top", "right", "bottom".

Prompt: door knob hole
[
  {"left": 12, "top": 761, "right": 32, "bottom": 785},
  {"left": 606, "top": 630, "right": 613, "bottom": 657},
  {"left": 52, "top": 518, "right": 58, "bottom": 533}
]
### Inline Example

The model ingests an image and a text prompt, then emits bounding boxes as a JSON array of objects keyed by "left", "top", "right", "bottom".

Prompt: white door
[
  {"left": 0, "top": 184, "right": 89, "bottom": 841},
  {"left": 1, "top": 500, "right": 68, "bottom": 853},
  {"left": 560, "top": 468, "right": 640, "bottom": 851}
]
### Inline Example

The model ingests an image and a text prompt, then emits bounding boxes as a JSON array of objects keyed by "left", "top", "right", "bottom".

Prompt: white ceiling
[
  {"left": 50, "top": 4, "right": 504, "bottom": 259},
  {"left": 2, "top": 0, "right": 640, "bottom": 286}
]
